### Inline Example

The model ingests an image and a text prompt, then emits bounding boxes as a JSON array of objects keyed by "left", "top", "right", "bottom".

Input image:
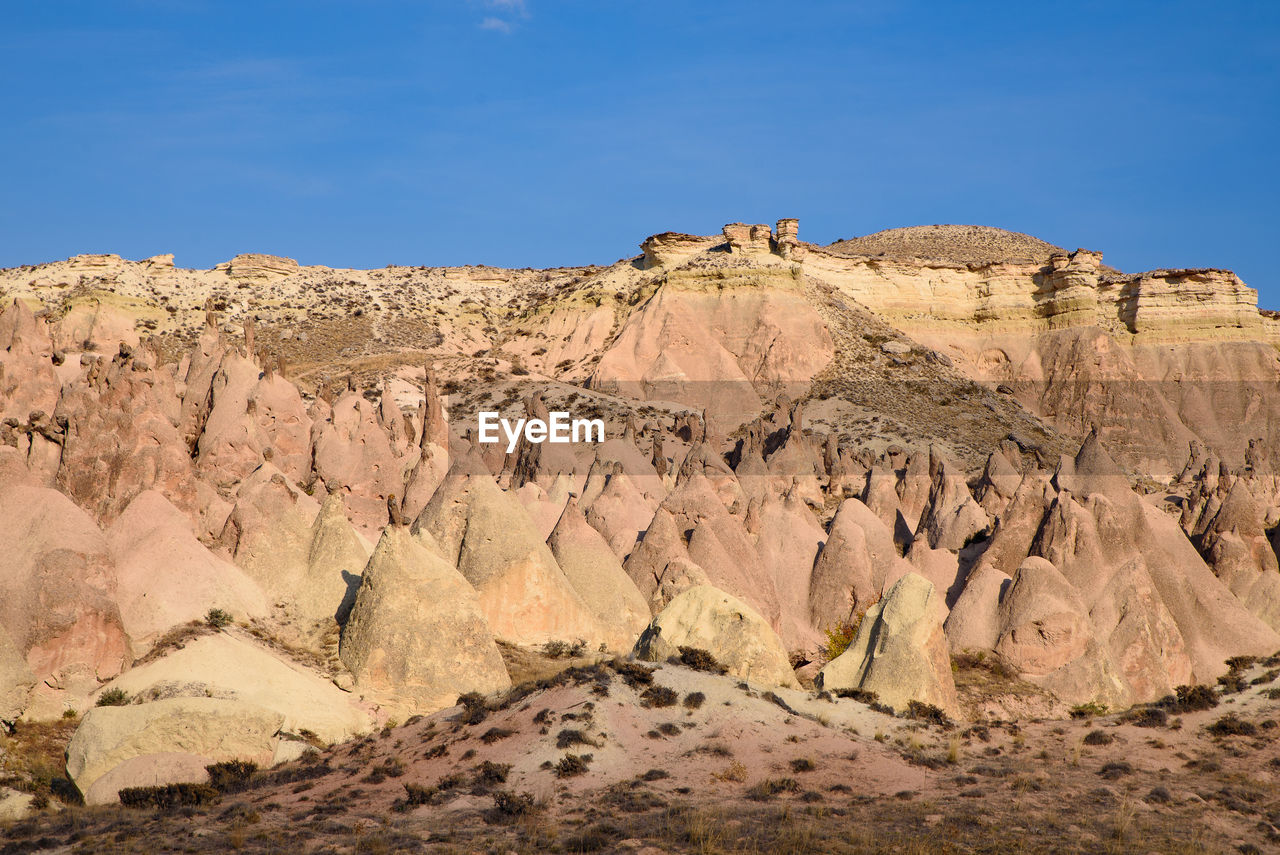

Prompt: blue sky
[{"left": 2, "top": 1, "right": 1278, "bottom": 301}]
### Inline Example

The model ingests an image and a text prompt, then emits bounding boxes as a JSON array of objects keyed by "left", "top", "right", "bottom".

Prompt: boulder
[
  {"left": 817, "top": 573, "right": 959, "bottom": 718},
  {"left": 634, "top": 585, "right": 799, "bottom": 689},
  {"left": 0, "top": 787, "right": 37, "bottom": 822},
  {"left": 66, "top": 697, "right": 285, "bottom": 805},
  {"left": 340, "top": 527, "right": 511, "bottom": 716},
  {"left": 95, "top": 632, "right": 371, "bottom": 744}
]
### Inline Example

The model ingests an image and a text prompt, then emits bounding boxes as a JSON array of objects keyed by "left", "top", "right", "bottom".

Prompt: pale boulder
[
  {"left": 66, "top": 697, "right": 284, "bottom": 805},
  {"left": 817, "top": 573, "right": 960, "bottom": 718},
  {"left": 633, "top": 585, "right": 799, "bottom": 689},
  {"left": 94, "top": 632, "right": 371, "bottom": 744}
]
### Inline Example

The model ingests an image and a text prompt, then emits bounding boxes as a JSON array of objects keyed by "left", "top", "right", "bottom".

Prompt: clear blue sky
[{"left": 2, "top": 1, "right": 1278, "bottom": 301}]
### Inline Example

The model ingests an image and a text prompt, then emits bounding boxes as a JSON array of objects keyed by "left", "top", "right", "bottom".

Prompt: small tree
[{"left": 206, "top": 608, "right": 233, "bottom": 629}]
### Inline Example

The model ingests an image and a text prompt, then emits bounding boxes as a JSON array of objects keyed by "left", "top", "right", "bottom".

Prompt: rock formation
[
  {"left": 817, "top": 573, "right": 960, "bottom": 718},
  {"left": 634, "top": 585, "right": 799, "bottom": 689}
]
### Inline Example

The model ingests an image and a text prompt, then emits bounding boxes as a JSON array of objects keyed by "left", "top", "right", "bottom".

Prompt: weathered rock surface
[
  {"left": 547, "top": 498, "right": 651, "bottom": 649},
  {"left": 0, "top": 627, "right": 36, "bottom": 723},
  {"left": 634, "top": 585, "right": 799, "bottom": 689},
  {"left": 993, "top": 557, "right": 1129, "bottom": 709},
  {"left": 414, "top": 467, "right": 612, "bottom": 648},
  {"left": 96, "top": 632, "right": 370, "bottom": 743},
  {"left": 66, "top": 697, "right": 285, "bottom": 805},
  {"left": 107, "top": 490, "right": 267, "bottom": 647},
  {"left": 817, "top": 573, "right": 959, "bottom": 718},
  {"left": 339, "top": 527, "right": 511, "bottom": 716}
]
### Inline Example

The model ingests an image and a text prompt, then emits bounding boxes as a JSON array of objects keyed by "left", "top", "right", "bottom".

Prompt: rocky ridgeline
[{"left": 2, "top": 220, "right": 1280, "bottom": 809}]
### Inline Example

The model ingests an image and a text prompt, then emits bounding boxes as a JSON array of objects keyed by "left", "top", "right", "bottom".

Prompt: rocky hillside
[{"left": 2, "top": 219, "right": 1279, "bottom": 851}]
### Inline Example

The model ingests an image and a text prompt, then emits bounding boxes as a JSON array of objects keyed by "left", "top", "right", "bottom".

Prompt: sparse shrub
[
  {"left": 657, "top": 722, "right": 680, "bottom": 736},
  {"left": 555, "top": 753, "right": 591, "bottom": 778},
  {"left": 205, "top": 608, "right": 233, "bottom": 629},
  {"left": 480, "top": 727, "right": 516, "bottom": 744},
  {"left": 1207, "top": 714, "right": 1257, "bottom": 737},
  {"left": 1226, "top": 655, "right": 1259, "bottom": 672},
  {"left": 676, "top": 646, "right": 727, "bottom": 674},
  {"left": 1250, "top": 669, "right": 1279, "bottom": 685},
  {"left": 683, "top": 691, "right": 706, "bottom": 710},
  {"left": 562, "top": 821, "right": 625, "bottom": 852},
  {"left": 640, "top": 685, "right": 678, "bottom": 708},
  {"left": 472, "top": 761, "right": 511, "bottom": 790},
  {"left": 205, "top": 760, "right": 258, "bottom": 793},
  {"left": 609, "top": 658, "right": 655, "bottom": 688},
  {"left": 393, "top": 783, "right": 436, "bottom": 811},
  {"left": 823, "top": 623, "right": 857, "bottom": 661},
  {"left": 61, "top": 708, "right": 77, "bottom": 720},
  {"left": 951, "top": 650, "right": 1016, "bottom": 680},
  {"left": 640, "top": 769, "right": 670, "bottom": 781},
  {"left": 834, "top": 687, "right": 878, "bottom": 704},
  {"left": 1218, "top": 672, "right": 1248, "bottom": 694},
  {"left": 905, "top": 700, "right": 952, "bottom": 728},
  {"left": 1166, "top": 684, "right": 1219, "bottom": 713},
  {"left": 746, "top": 777, "right": 800, "bottom": 801},
  {"left": 556, "top": 728, "right": 595, "bottom": 749},
  {"left": 119, "top": 782, "right": 218, "bottom": 809},
  {"left": 1083, "top": 730, "right": 1114, "bottom": 746},
  {"left": 457, "top": 692, "right": 489, "bottom": 725},
  {"left": 1098, "top": 761, "right": 1133, "bottom": 780},
  {"left": 1120, "top": 707, "right": 1168, "bottom": 728},
  {"left": 543, "top": 639, "right": 587, "bottom": 659},
  {"left": 789, "top": 757, "right": 815, "bottom": 773},
  {"left": 95, "top": 688, "right": 131, "bottom": 707},
  {"left": 1070, "top": 702, "right": 1108, "bottom": 719},
  {"left": 493, "top": 789, "right": 538, "bottom": 817},
  {"left": 712, "top": 760, "right": 747, "bottom": 782}
]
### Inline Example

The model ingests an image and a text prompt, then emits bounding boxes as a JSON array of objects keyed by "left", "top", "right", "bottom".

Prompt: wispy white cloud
[{"left": 473, "top": 0, "right": 528, "bottom": 33}]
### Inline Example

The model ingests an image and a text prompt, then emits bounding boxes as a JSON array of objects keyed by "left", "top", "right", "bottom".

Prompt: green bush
[
  {"left": 95, "top": 688, "right": 131, "bottom": 707},
  {"left": 205, "top": 608, "right": 233, "bottom": 629}
]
